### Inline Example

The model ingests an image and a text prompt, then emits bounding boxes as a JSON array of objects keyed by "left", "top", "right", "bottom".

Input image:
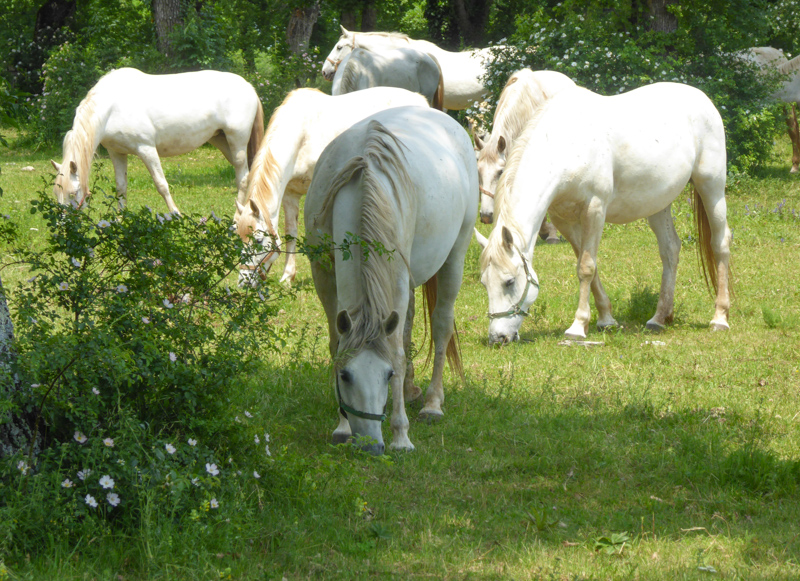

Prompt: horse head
[
  {"left": 235, "top": 199, "right": 281, "bottom": 287},
  {"left": 322, "top": 26, "right": 356, "bottom": 81},
  {"left": 477, "top": 225, "right": 539, "bottom": 346},
  {"left": 334, "top": 308, "right": 400, "bottom": 455},
  {"left": 476, "top": 135, "right": 507, "bottom": 224},
  {"left": 51, "top": 159, "right": 89, "bottom": 208}
]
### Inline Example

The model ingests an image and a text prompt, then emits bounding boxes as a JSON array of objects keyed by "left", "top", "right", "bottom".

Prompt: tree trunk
[
  {"left": 648, "top": 0, "right": 678, "bottom": 33},
  {"left": 0, "top": 276, "right": 39, "bottom": 459},
  {"left": 286, "top": 0, "right": 321, "bottom": 55},
  {"left": 152, "top": 0, "right": 183, "bottom": 57},
  {"left": 452, "top": 0, "right": 492, "bottom": 47},
  {"left": 340, "top": 10, "right": 357, "bottom": 31},
  {"left": 361, "top": 0, "right": 377, "bottom": 32}
]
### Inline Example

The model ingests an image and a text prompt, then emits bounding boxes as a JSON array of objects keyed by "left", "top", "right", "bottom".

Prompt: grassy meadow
[{"left": 1, "top": 132, "right": 799, "bottom": 580}]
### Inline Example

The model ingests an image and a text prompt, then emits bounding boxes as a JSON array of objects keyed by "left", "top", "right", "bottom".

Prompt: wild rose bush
[{"left": 0, "top": 190, "right": 284, "bottom": 554}]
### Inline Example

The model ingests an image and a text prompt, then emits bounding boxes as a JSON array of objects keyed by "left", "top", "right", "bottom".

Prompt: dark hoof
[
  {"left": 331, "top": 432, "right": 351, "bottom": 445},
  {"left": 645, "top": 321, "right": 666, "bottom": 332},
  {"left": 545, "top": 236, "right": 561, "bottom": 244},
  {"left": 418, "top": 408, "right": 444, "bottom": 423},
  {"left": 405, "top": 385, "right": 423, "bottom": 403}
]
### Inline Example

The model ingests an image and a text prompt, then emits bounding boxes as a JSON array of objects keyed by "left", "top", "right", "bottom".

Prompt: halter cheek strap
[
  {"left": 487, "top": 245, "right": 539, "bottom": 320},
  {"left": 238, "top": 247, "right": 278, "bottom": 280},
  {"left": 336, "top": 375, "right": 387, "bottom": 422},
  {"left": 479, "top": 187, "right": 495, "bottom": 199},
  {"left": 326, "top": 34, "right": 358, "bottom": 72}
]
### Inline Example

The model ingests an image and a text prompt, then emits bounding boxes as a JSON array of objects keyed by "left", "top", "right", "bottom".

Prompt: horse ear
[
  {"left": 336, "top": 310, "right": 352, "bottom": 335},
  {"left": 340, "top": 25, "right": 349, "bottom": 36},
  {"left": 501, "top": 226, "right": 514, "bottom": 249},
  {"left": 497, "top": 136, "right": 506, "bottom": 154},
  {"left": 384, "top": 311, "right": 400, "bottom": 336},
  {"left": 236, "top": 201, "right": 246, "bottom": 216},
  {"left": 468, "top": 119, "right": 485, "bottom": 151},
  {"left": 474, "top": 228, "right": 489, "bottom": 249},
  {"left": 51, "top": 160, "right": 62, "bottom": 172},
  {"left": 69, "top": 161, "right": 78, "bottom": 175},
  {"left": 249, "top": 199, "right": 260, "bottom": 218}
]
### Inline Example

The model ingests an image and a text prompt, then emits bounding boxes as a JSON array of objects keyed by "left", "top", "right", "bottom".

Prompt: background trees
[{"left": 0, "top": 0, "right": 797, "bottom": 171}]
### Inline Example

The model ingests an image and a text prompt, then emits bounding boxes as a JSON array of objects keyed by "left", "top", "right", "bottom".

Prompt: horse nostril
[{"left": 480, "top": 213, "right": 493, "bottom": 224}]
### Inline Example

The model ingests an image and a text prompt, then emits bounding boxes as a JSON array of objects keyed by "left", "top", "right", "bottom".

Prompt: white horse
[
  {"left": 235, "top": 87, "right": 428, "bottom": 285},
  {"left": 740, "top": 47, "right": 800, "bottom": 173},
  {"left": 322, "top": 26, "right": 496, "bottom": 110},
  {"left": 52, "top": 67, "right": 264, "bottom": 214},
  {"left": 304, "top": 106, "right": 477, "bottom": 454},
  {"left": 331, "top": 46, "right": 444, "bottom": 110},
  {"left": 473, "top": 69, "right": 577, "bottom": 245},
  {"left": 475, "top": 82, "right": 732, "bottom": 344}
]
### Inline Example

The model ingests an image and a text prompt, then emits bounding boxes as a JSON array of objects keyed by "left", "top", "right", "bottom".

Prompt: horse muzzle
[{"left": 480, "top": 212, "right": 494, "bottom": 224}]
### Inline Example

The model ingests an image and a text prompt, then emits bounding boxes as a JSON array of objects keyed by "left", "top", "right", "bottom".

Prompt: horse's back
[{"left": 306, "top": 106, "right": 477, "bottom": 282}]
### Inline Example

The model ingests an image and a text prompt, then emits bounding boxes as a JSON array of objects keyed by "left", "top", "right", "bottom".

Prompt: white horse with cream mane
[
  {"left": 473, "top": 68, "right": 577, "bottom": 243},
  {"left": 476, "top": 82, "right": 732, "bottom": 344},
  {"left": 332, "top": 46, "right": 444, "bottom": 110},
  {"left": 52, "top": 67, "right": 264, "bottom": 214},
  {"left": 740, "top": 47, "right": 800, "bottom": 172},
  {"left": 322, "top": 26, "right": 496, "bottom": 110},
  {"left": 235, "top": 87, "right": 428, "bottom": 285},
  {"left": 305, "top": 106, "right": 477, "bottom": 454}
]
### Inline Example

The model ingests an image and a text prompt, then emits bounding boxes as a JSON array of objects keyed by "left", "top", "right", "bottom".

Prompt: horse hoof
[
  {"left": 419, "top": 407, "right": 444, "bottom": 422},
  {"left": 709, "top": 321, "right": 730, "bottom": 332},
  {"left": 388, "top": 440, "right": 415, "bottom": 452},
  {"left": 405, "top": 385, "right": 423, "bottom": 403},
  {"left": 645, "top": 321, "right": 666, "bottom": 332},
  {"left": 597, "top": 320, "right": 619, "bottom": 331},
  {"left": 545, "top": 236, "right": 560, "bottom": 244}
]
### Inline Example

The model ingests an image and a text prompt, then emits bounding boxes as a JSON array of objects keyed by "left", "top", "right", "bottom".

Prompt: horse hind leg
[
  {"left": 692, "top": 173, "right": 732, "bottom": 331},
  {"left": 137, "top": 146, "right": 181, "bottom": 214},
  {"left": 785, "top": 103, "right": 800, "bottom": 173},
  {"left": 645, "top": 204, "right": 680, "bottom": 331},
  {"left": 402, "top": 288, "right": 421, "bottom": 403},
  {"left": 210, "top": 132, "right": 250, "bottom": 206},
  {"left": 279, "top": 192, "right": 301, "bottom": 284}
]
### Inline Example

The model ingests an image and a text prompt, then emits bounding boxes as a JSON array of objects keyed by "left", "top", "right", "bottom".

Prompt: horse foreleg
[
  {"left": 402, "top": 289, "right": 421, "bottom": 403},
  {"left": 279, "top": 193, "right": 301, "bottom": 284},
  {"left": 137, "top": 146, "right": 181, "bottom": 215},
  {"left": 785, "top": 104, "right": 800, "bottom": 173},
  {"left": 645, "top": 205, "right": 680, "bottom": 331},
  {"left": 551, "top": 213, "right": 616, "bottom": 332},
  {"left": 108, "top": 151, "right": 128, "bottom": 210},
  {"left": 564, "top": 201, "right": 605, "bottom": 339},
  {"left": 212, "top": 133, "right": 250, "bottom": 206},
  {"left": 538, "top": 214, "right": 561, "bottom": 244},
  {"left": 389, "top": 289, "right": 414, "bottom": 452}
]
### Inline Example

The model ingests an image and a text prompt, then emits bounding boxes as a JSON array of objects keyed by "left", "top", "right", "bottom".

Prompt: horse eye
[
  {"left": 387, "top": 370, "right": 395, "bottom": 382},
  {"left": 505, "top": 278, "right": 515, "bottom": 288},
  {"left": 340, "top": 370, "right": 352, "bottom": 383}
]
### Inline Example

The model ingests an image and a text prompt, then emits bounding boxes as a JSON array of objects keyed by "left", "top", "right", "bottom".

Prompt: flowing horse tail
[
  {"left": 429, "top": 54, "right": 445, "bottom": 111},
  {"left": 247, "top": 99, "right": 265, "bottom": 168},
  {"left": 421, "top": 274, "right": 464, "bottom": 384},
  {"left": 692, "top": 185, "right": 732, "bottom": 296}
]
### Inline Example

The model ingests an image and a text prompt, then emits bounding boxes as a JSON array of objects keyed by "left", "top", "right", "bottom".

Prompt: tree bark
[
  {"left": 361, "top": 0, "right": 377, "bottom": 32},
  {"left": 152, "top": 0, "right": 183, "bottom": 57},
  {"left": 286, "top": 1, "right": 321, "bottom": 55},
  {"left": 648, "top": 0, "right": 678, "bottom": 33},
  {"left": 0, "top": 276, "right": 39, "bottom": 459},
  {"left": 452, "top": 0, "right": 492, "bottom": 47}
]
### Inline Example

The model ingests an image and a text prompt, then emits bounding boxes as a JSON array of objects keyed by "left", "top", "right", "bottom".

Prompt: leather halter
[
  {"left": 479, "top": 186, "right": 495, "bottom": 199},
  {"left": 487, "top": 244, "right": 539, "bottom": 320},
  {"left": 238, "top": 247, "right": 278, "bottom": 281},
  {"left": 325, "top": 34, "right": 358, "bottom": 73},
  {"left": 336, "top": 375, "right": 387, "bottom": 422}
]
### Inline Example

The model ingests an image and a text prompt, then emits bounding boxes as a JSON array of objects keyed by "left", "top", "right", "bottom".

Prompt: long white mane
[
  {"left": 55, "top": 77, "right": 105, "bottom": 202},
  {"left": 315, "top": 120, "right": 414, "bottom": 364}
]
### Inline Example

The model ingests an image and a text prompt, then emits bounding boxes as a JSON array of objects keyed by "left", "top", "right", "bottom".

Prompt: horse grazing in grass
[
  {"left": 473, "top": 69, "right": 577, "bottom": 244},
  {"left": 322, "top": 26, "right": 497, "bottom": 110},
  {"left": 476, "top": 82, "right": 732, "bottom": 345},
  {"left": 52, "top": 67, "right": 263, "bottom": 214},
  {"left": 234, "top": 87, "right": 428, "bottom": 285},
  {"left": 741, "top": 47, "right": 800, "bottom": 173},
  {"left": 304, "top": 106, "right": 477, "bottom": 454},
  {"left": 332, "top": 46, "right": 444, "bottom": 110}
]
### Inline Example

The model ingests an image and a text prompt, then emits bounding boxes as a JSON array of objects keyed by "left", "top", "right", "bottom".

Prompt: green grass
[{"left": 1, "top": 132, "right": 800, "bottom": 579}]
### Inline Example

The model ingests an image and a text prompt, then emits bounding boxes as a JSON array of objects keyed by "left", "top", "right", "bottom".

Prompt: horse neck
[
  {"left": 63, "top": 94, "right": 106, "bottom": 187},
  {"left": 249, "top": 118, "right": 304, "bottom": 223},
  {"left": 496, "top": 158, "right": 559, "bottom": 257}
]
